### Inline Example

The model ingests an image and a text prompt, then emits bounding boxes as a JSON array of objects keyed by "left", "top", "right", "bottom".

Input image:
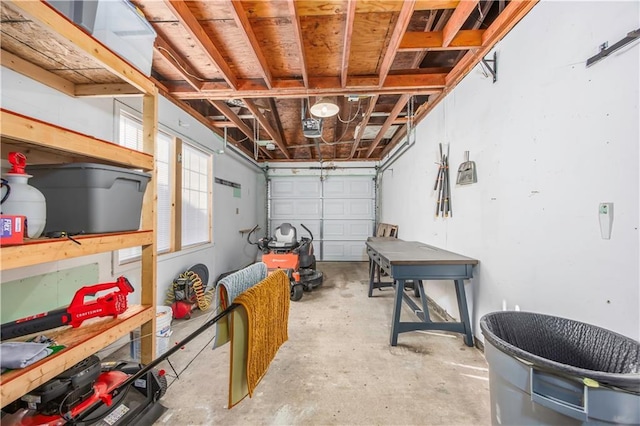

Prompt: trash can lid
[{"left": 480, "top": 311, "right": 640, "bottom": 391}]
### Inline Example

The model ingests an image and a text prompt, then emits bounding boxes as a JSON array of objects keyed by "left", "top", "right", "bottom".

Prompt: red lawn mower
[{"left": 247, "top": 223, "right": 323, "bottom": 301}]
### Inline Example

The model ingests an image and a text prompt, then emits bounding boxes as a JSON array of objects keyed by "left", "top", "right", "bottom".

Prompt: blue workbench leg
[
  {"left": 454, "top": 279, "right": 474, "bottom": 347},
  {"left": 416, "top": 280, "right": 431, "bottom": 322},
  {"left": 390, "top": 279, "right": 404, "bottom": 346},
  {"left": 368, "top": 258, "right": 375, "bottom": 297}
]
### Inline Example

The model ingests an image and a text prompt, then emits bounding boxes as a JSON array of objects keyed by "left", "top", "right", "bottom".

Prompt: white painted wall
[
  {"left": 379, "top": 1, "right": 640, "bottom": 341},
  {"left": 1, "top": 67, "right": 264, "bottom": 308}
]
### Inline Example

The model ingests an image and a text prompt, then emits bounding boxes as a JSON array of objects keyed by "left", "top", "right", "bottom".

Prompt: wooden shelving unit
[
  {"left": 0, "top": 306, "right": 155, "bottom": 406},
  {"left": 0, "top": 0, "right": 158, "bottom": 408}
]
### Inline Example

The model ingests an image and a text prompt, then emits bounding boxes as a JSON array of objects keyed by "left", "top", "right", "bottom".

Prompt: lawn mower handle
[
  {"left": 246, "top": 224, "right": 260, "bottom": 246},
  {"left": 247, "top": 224, "right": 271, "bottom": 252},
  {"left": 300, "top": 223, "right": 314, "bottom": 242}
]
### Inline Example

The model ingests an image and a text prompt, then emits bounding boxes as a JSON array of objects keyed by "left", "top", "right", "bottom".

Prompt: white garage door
[{"left": 269, "top": 175, "right": 375, "bottom": 261}]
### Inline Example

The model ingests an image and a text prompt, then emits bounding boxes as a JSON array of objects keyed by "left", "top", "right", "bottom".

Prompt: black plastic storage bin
[
  {"left": 29, "top": 163, "right": 151, "bottom": 234},
  {"left": 480, "top": 311, "right": 640, "bottom": 425}
]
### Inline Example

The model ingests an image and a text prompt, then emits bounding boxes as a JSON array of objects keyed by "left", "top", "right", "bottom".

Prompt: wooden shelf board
[
  {"left": 1, "top": 231, "right": 153, "bottom": 271},
  {"left": 1, "top": 1, "right": 154, "bottom": 95},
  {"left": 0, "top": 109, "right": 154, "bottom": 171},
  {"left": 0, "top": 304, "right": 154, "bottom": 407}
]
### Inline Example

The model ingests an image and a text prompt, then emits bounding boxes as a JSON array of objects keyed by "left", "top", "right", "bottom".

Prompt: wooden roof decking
[{"left": 1, "top": 0, "right": 539, "bottom": 162}]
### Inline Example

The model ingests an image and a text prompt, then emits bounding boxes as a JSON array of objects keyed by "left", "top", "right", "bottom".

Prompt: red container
[{"left": 0, "top": 215, "right": 26, "bottom": 245}]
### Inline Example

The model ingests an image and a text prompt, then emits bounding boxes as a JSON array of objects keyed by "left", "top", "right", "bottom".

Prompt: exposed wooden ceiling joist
[
  {"left": 349, "top": 95, "right": 379, "bottom": 159},
  {"left": 209, "top": 100, "right": 254, "bottom": 142},
  {"left": 242, "top": 98, "right": 291, "bottom": 159},
  {"left": 154, "top": 35, "right": 204, "bottom": 91},
  {"left": 365, "top": 94, "right": 411, "bottom": 158},
  {"left": 418, "top": 0, "right": 539, "bottom": 123},
  {"left": 287, "top": 0, "right": 309, "bottom": 88},
  {"left": 163, "top": 0, "right": 238, "bottom": 89},
  {"left": 411, "top": 8, "right": 453, "bottom": 68},
  {"left": 378, "top": 0, "right": 417, "bottom": 86},
  {"left": 442, "top": 0, "right": 480, "bottom": 47},
  {"left": 268, "top": 98, "right": 288, "bottom": 150},
  {"left": 341, "top": 0, "right": 357, "bottom": 88},
  {"left": 1, "top": 0, "right": 538, "bottom": 163},
  {"left": 153, "top": 81, "right": 260, "bottom": 160},
  {"left": 400, "top": 30, "right": 485, "bottom": 51},
  {"left": 167, "top": 73, "right": 446, "bottom": 100},
  {"left": 228, "top": 0, "right": 273, "bottom": 89}
]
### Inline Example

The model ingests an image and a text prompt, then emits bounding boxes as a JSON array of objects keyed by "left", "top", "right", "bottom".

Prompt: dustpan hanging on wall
[{"left": 456, "top": 151, "right": 477, "bottom": 185}]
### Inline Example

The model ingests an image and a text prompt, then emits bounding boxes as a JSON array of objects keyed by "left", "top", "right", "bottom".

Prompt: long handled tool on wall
[{"left": 434, "top": 143, "right": 452, "bottom": 218}]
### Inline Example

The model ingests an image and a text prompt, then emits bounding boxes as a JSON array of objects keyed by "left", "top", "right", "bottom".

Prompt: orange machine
[{"left": 248, "top": 223, "right": 323, "bottom": 301}]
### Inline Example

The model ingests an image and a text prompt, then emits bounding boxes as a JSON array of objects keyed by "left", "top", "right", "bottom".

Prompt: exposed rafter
[
  {"left": 287, "top": 0, "right": 309, "bottom": 88},
  {"left": 228, "top": 0, "right": 273, "bottom": 89},
  {"left": 349, "top": 95, "right": 379, "bottom": 159},
  {"left": 242, "top": 98, "right": 291, "bottom": 159},
  {"left": 153, "top": 80, "right": 260, "bottom": 159},
  {"left": 209, "top": 100, "right": 254, "bottom": 142},
  {"left": 2, "top": 0, "right": 540, "bottom": 163},
  {"left": 154, "top": 35, "right": 204, "bottom": 91},
  {"left": 209, "top": 100, "right": 274, "bottom": 159},
  {"left": 411, "top": 8, "right": 452, "bottom": 68},
  {"left": 454, "top": 0, "right": 495, "bottom": 64},
  {"left": 400, "top": 30, "right": 485, "bottom": 51},
  {"left": 268, "top": 98, "right": 287, "bottom": 150},
  {"left": 381, "top": 99, "right": 430, "bottom": 159},
  {"left": 442, "top": 0, "right": 480, "bottom": 47},
  {"left": 378, "top": 0, "right": 417, "bottom": 86},
  {"left": 365, "top": 94, "right": 411, "bottom": 158},
  {"left": 417, "top": 0, "right": 540, "bottom": 124},
  {"left": 167, "top": 74, "right": 445, "bottom": 100},
  {"left": 164, "top": 0, "right": 238, "bottom": 89},
  {"left": 341, "top": 0, "right": 357, "bottom": 88}
]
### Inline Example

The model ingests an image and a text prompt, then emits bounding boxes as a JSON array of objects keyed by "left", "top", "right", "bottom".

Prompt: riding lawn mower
[{"left": 247, "top": 223, "right": 323, "bottom": 301}]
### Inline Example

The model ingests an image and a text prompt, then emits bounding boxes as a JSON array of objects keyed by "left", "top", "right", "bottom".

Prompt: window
[
  {"left": 156, "top": 132, "right": 172, "bottom": 252},
  {"left": 116, "top": 110, "right": 212, "bottom": 264},
  {"left": 182, "top": 143, "right": 211, "bottom": 247}
]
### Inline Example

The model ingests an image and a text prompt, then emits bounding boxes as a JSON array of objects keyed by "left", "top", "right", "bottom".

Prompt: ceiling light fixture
[{"left": 310, "top": 98, "right": 339, "bottom": 118}]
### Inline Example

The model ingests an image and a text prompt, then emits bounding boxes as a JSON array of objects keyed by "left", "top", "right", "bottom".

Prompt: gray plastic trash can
[{"left": 480, "top": 311, "right": 640, "bottom": 425}]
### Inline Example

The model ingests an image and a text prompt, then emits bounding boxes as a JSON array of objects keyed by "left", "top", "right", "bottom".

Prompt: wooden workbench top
[{"left": 366, "top": 237, "right": 479, "bottom": 266}]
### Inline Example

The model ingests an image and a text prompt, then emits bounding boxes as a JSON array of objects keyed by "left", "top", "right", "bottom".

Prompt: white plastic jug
[{"left": 1, "top": 152, "right": 46, "bottom": 238}]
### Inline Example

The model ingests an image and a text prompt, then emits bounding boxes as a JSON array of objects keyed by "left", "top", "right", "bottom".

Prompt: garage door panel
[
  {"left": 323, "top": 199, "right": 373, "bottom": 219},
  {"left": 269, "top": 175, "right": 374, "bottom": 262},
  {"left": 271, "top": 199, "right": 321, "bottom": 218},
  {"left": 323, "top": 201, "right": 345, "bottom": 216},
  {"left": 271, "top": 177, "right": 321, "bottom": 198},
  {"left": 323, "top": 241, "right": 368, "bottom": 261},
  {"left": 271, "top": 200, "right": 295, "bottom": 217},
  {"left": 324, "top": 177, "right": 374, "bottom": 198},
  {"left": 323, "top": 220, "right": 373, "bottom": 240},
  {"left": 271, "top": 180, "right": 294, "bottom": 197}
]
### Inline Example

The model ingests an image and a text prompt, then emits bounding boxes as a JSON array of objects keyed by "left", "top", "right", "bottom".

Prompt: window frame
[{"left": 112, "top": 103, "right": 213, "bottom": 271}]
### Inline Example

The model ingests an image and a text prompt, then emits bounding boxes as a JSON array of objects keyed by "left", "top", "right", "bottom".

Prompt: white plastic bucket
[
  {"left": 155, "top": 305, "right": 172, "bottom": 356},
  {"left": 130, "top": 305, "right": 173, "bottom": 360}
]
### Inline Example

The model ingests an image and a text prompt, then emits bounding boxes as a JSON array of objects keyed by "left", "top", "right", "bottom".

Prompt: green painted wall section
[{"left": 1, "top": 264, "right": 99, "bottom": 323}]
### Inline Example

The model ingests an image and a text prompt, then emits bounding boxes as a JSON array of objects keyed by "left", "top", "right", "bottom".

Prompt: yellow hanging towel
[{"left": 228, "top": 269, "right": 290, "bottom": 408}]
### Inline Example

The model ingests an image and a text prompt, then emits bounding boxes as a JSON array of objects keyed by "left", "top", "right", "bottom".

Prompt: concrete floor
[{"left": 116, "top": 261, "right": 491, "bottom": 425}]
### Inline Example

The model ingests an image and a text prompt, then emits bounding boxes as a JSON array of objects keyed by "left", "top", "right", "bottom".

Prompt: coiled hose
[{"left": 165, "top": 270, "right": 214, "bottom": 311}]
